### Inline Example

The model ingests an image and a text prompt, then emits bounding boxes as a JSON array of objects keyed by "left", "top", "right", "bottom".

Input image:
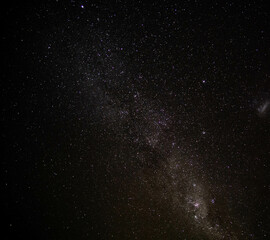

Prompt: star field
[{"left": 2, "top": 1, "right": 270, "bottom": 239}]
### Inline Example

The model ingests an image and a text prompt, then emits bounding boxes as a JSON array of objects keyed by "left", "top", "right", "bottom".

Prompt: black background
[{"left": 2, "top": 1, "right": 270, "bottom": 239}]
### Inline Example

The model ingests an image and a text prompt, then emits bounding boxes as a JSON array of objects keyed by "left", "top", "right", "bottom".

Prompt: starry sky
[{"left": 2, "top": 1, "right": 270, "bottom": 239}]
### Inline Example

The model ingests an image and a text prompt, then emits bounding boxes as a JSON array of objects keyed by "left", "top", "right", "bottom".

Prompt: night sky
[{"left": 2, "top": 1, "right": 270, "bottom": 239}]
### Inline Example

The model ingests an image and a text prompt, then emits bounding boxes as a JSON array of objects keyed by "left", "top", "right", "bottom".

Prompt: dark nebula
[{"left": 3, "top": 1, "right": 270, "bottom": 239}]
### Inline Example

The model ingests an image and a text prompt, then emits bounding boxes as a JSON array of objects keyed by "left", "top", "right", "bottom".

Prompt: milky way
[{"left": 3, "top": 1, "right": 270, "bottom": 239}]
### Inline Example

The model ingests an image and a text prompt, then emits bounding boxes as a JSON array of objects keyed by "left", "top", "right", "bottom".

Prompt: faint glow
[
  {"left": 194, "top": 202, "right": 200, "bottom": 208},
  {"left": 258, "top": 101, "right": 269, "bottom": 115}
]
